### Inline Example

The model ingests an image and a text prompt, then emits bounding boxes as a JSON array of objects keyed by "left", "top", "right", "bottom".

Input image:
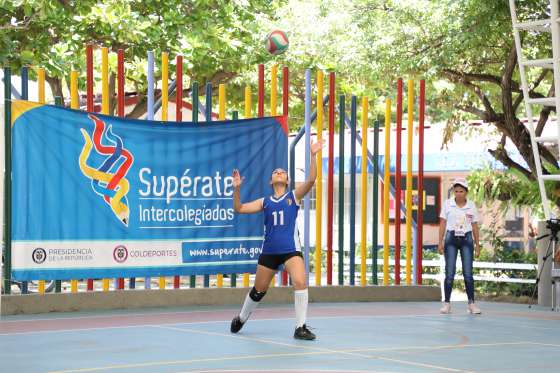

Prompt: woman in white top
[{"left": 438, "top": 177, "right": 481, "bottom": 314}]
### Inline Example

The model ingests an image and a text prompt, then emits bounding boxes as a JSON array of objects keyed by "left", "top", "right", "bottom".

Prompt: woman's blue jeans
[{"left": 444, "top": 231, "right": 475, "bottom": 303}]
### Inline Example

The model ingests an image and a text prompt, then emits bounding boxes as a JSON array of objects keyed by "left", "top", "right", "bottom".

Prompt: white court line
[{"left": 0, "top": 314, "right": 445, "bottom": 337}]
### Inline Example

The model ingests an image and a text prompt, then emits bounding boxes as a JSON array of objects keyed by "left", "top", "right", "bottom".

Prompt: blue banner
[{"left": 11, "top": 101, "right": 288, "bottom": 280}]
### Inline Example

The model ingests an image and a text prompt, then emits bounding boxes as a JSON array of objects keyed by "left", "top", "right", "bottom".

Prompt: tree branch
[{"left": 488, "top": 147, "right": 532, "bottom": 179}]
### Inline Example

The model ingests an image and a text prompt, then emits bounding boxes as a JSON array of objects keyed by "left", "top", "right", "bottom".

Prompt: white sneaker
[
  {"left": 468, "top": 303, "right": 481, "bottom": 314},
  {"left": 440, "top": 302, "right": 451, "bottom": 314}
]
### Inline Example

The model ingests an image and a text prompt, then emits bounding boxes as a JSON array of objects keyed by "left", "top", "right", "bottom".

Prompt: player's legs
[
  {"left": 284, "top": 253, "right": 315, "bottom": 340},
  {"left": 231, "top": 263, "right": 276, "bottom": 333}
]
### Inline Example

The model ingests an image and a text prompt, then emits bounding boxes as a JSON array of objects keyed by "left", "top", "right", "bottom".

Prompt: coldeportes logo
[
  {"left": 79, "top": 115, "right": 133, "bottom": 226},
  {"left": 32, "top": 248, "right": 47, "bottom": 264},
  {"left": 113, "top": 245, "right": 129, "bottom": 263}
]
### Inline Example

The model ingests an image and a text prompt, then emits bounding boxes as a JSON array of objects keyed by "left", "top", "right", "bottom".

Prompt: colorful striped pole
[
  {"left": 86, "top": 45, "right": 94, "bottom": 291},
  {"left": 417, "top": 79, "right": 425, "bottom": 284},
  {"left": 176, "top": 55, "right": 183, "bottom": 122},
  {"left": 304, "top": 69, "right": 311, "bottom": 283},
  {"left": 101, "top": 46, "right": 110, "bottom": 292},
  {"left": 20, "top": 67, "right": 29, "bottom": 294},
  {"left": 147, "top": 51, "right": 154, "bottom": 120},
  {"left": 282, "top": 66, "right": 290, "bottom": 286},
  {"left": 38, "top": 68, "right": 45, "bottom": 104},
  {"left": 406, "top": 79, "right": 414, "bottom": 285},
  {"left": 338, "top": 95, "right": 345, "bottom": 285},
  {"left": 383, "top": 99, "right": 391, "bottom": 285},
  {"left": 36, "top": 68, "right": 46, "bottom": 292},
  {"left": 243, "top": 85, "right": 252, "bottom": 288},
  {"left": 327, "top": 73, "right": 335, "bottom": 285},
  {"left": 161, "top": 52, "right": 169, "bottom": 121},
  {"left": 270, "top": 65, "right": 278, "bottom": 288},
  {"left": 360, "top": 97, "right": 368, "bottom": 286},
  {"left": 315, "top": 70, "right": 324, "bottom": 286},
  {"left": 3, "top": 67, "right": 12, "bottom": 295},
  {"left": 70, "top": 69, "right": 79, "bottom": 294},
  {"left": 258, "top": 64, "right": 264, "bottom": 117},
  {"left": 395, "top": 78, "right": 403, "bottom": 285},
  {"left": 101, "top": 47, "right": 109, "bottom": 115},
  {"left": 190, "top": 80, "right": 199, "bottom": 289},
  {"left": 349, "top": 96, "right": 357, "bottom": 286},
  {"left": 372, "top": 119, "right": 380, "bottom": 285},
  {"left": 217, "top": 83, "right": 226, "bottom": 288},
  {"left": 204, "top": 82, "right": 212, "bottom": 288}
]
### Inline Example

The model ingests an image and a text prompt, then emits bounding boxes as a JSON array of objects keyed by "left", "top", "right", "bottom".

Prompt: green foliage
[{"left": 467, "top": 165, "right": 560, "bottom": 218}]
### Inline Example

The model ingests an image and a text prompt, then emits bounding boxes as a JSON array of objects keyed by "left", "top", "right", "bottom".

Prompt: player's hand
[
  {"left": 311, "top": 139, "right": 325, "bottom": 155},
  {"left": 232, "top": 169, "right": 244, "bottom": 188},
  {"left": 555, "top": 249, "right": 560, "bottom": 263},
  {"left": 438, "top": 242, "right": 444, "bottom": 255},
  {"left": 475, "top": 243, "right": 481, "bottom": 258}
]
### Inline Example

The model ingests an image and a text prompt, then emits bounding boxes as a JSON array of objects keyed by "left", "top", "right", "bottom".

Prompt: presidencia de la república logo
[{"left": 78, "top": 114, "right": 133, "bottom": 227}]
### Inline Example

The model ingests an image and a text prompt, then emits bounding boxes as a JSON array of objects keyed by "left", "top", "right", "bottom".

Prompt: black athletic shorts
[{"left": 258, "top": 251, "right": 303, "bottom": 270}]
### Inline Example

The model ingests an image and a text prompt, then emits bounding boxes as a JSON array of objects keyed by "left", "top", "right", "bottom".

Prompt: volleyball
[{"left": 265, "top": 30, "right": 289, "bottom": 55}]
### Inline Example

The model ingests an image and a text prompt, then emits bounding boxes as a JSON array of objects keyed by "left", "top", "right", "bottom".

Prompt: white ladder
[{"left": 509, "top": 0, "right": 560, "bottom": 220}]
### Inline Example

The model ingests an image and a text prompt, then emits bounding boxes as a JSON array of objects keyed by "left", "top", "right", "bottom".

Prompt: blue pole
[
  {"left": 349, "top": 96, "right": 357, "bottom": 286},
  {"left": 204, "top": 82, "right": 212, "bottom": 288},
  {"left": 21, "top": 66, "right": 28, "bottom": 100},
  {"left": 304, "top": 69, "right": 311, "bottom": 284},
  {"left": 147, "top": 51, "right": 154, "bottom": 120},
  {"left": 205, "top": 83, "right": 213, "bottom": 122}
]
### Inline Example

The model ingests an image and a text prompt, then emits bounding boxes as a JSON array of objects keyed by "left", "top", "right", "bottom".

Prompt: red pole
[
  {"left": 176, "top": 55, "right": 183, "bottom": 121},
  {"left": 327, "top": 72, "right": 335, "bottom": 285},
  {"left": 258, "top": 64, "right": 264, "bottom": 117},
  {"left": 395, "top": 78, "right": 403, "bottom": 285},
  {"left": 117, "top": 48, "right": 125, "bottom": 291},
  {"left": 86, "top": 44, "right": 94, "bottom": 291},
  {"left": 282, "top": 66, "right": 289, "bottom": 286},
  {"left": 417, "top": 80, "right": 425, "bottom": 284}
]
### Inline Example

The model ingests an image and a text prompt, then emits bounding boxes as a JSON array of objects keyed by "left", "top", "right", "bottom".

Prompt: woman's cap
[{"left": 453, "top": 177, "right": 468, "bottom": 190}]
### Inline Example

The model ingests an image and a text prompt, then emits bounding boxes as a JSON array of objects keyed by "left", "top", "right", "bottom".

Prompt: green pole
[
  {"left": 3, "top": 67, "right": 12, "bottom": 295},
  {"left": 189, "top": 82, "right": 199, "bottom": 289},
  {"left": 338, "top": 95, "right": 345, "bottom": 285},
  {"left": 54, "top": 96, "right": 63, "bottom": 293},
  {"left": 372, "top": 120, "right": 380, "bottom": 285}
]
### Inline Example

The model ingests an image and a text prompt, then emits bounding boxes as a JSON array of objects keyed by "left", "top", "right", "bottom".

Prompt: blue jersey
[{"left": 261, "top": 190, "right": 301, "bottom": 254}]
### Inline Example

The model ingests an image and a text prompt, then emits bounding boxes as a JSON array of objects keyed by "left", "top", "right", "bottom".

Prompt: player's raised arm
[
  {"left": 294, "top": 140, "right": 324, "bottom": 202},
  {"left": 232, "top": 169, "right": 263, "bottom": 214}
]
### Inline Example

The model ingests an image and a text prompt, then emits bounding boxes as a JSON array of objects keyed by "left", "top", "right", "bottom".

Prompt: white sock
[
  {"left": 294, "top": 288, "right": 308, "bottom": 328},
  {"left": 239, "top": 292, "right": 259, "bottom": 322}
]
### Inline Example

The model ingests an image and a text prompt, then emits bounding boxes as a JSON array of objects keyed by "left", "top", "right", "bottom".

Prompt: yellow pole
[
  {"left": 38, "top": 68, "right": 45, "bottom": 104},
  {"left": 159, "top": 52, "right": 169, "bottom": 288},
  {"left": 406, "top": 80, "right": 414, "bottom": 285},
  {"left": 270, "top": 66, "right": 278, "bottom": 288},
  {"left": 243, "top": 86, "right": 252, "bottom": 288},
  {"left": 383, "top": 99, "right": 391, "bottom": 285},
  {"left": 315, "top": 70, "right": 323, "bottom": 286},
  {"left": 38, "top": 281, "right": 45, "bottom": 294},
  {"left": 102, "top": 46, "right": 110, "bottom": 292},
  {"left": 360, "top": 97, "right": 368, "bottom": 286},
  {"left": 217, "top": 83, "right": 226, "bottom": 288},
  {"left": 101, "top": 47, "right": 109, "bottom": 115},
  {"left": 162, "top": 52, "right": 169, "bottom": 121},
  {"left": 271, "top": 65, "right": 278, "bottom": 116},
  {"left": 70, "top": 71, "right": 79, "bottom": 109},
  {"left": 71, "top": 69, "right": 79, "bottom": 293}
]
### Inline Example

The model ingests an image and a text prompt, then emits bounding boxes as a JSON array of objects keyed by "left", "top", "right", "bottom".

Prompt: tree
[
  {"left": 350, "top": 0, "right": 560, "bottom": 208},
  {"left": 1, "top": 0, "right": 283, "bottom": 117}
]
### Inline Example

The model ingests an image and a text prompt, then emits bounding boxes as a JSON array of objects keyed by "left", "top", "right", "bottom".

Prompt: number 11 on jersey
[{"left": 272, "top": 210, "right": 284, "bottom": 226}]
